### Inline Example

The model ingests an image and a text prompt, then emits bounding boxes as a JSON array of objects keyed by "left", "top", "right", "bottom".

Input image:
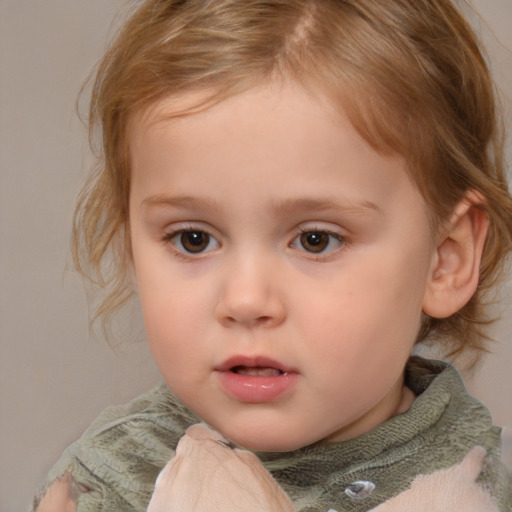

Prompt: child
[{"left": 34, "top": 0, "right": 512, "bottom": 510}]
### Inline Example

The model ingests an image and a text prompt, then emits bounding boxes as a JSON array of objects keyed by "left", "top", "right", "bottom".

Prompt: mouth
[
  {"left": 230, "top": 366, "right": 285, "bottom": 377},
  {"left": 216, "top": 356, "right": 294, "bottom": 376},
  {"left": 215, "top": 356, "right": 298, "bottom": 403}
]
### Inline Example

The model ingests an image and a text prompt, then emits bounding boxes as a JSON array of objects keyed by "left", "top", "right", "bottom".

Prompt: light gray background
[{"left": 1, "top": 1, "right": 511, "bottom": 511}]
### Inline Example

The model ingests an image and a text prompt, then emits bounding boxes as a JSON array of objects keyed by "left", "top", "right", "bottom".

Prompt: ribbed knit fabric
[{"left": 34, "top": 357, "right": 511, "bottom": 511}]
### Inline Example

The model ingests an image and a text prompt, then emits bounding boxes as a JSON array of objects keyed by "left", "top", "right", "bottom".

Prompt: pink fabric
[{"left": 147, "top": 424, "right": 295, "bottom": 512}]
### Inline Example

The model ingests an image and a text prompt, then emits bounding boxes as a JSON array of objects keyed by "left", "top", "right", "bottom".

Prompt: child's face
[{"left": 129, "top": 82, "right": 437, "bottom": 451}]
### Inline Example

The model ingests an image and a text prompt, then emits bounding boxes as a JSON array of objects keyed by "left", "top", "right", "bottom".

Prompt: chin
[
  {"left": 215, "top": 424, "right": 313, "bottom": 453},
  {"left": 234, "top": 436, "right": 306, "bottom": 453}
]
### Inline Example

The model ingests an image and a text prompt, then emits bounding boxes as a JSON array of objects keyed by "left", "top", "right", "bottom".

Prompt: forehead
[
  {"left": 128, "top": 82, "right": 430, "bottom": 234},
  {"left": 130, "top": 80, "right": 400, "bottom": 175}
]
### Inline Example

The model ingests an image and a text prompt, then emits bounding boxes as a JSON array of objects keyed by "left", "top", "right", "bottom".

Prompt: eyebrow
[
  {"left": 141, "top": 195, "right": 222, "bottom": 212},
  {"left": 268, "top": 197, "right": 380, "bottom": 216},
  {"left": 141, "top": 194, "right": 380, "bottom": 215}
]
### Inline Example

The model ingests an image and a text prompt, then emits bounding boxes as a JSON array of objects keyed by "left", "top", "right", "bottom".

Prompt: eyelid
[
  {"left": 161, "top": 223, "right": 221, "bottom": 257},
  {"left": 161, "top": 221, "right": 219, "bottom": 239},
  {"left": 289, "top": 224, "right": 347, "bottom": 259},
  {"left": 295, "top": 223, "right": 348, "bottom": 241}
]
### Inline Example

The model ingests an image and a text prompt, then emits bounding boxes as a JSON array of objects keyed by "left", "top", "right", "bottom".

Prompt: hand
[
  {"left": 35, "top": 473, "right": 85, "bottom": 512},
  {"left": 147, "top": 423, "right": 295, "bottom": 512}
]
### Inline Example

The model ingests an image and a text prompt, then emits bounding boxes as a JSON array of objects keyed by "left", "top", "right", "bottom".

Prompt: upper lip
[{"left": 215, "top": 355, "right": 296, "bottom": 374}]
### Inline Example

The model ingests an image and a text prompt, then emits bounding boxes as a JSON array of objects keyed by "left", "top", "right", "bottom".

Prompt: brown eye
[
  {"left": 179, "top": 231, "right": 211, "bottom": 253},
  {"left": 292, "top": 230, "right": 345, "bottom": 256},
  {"left": 300, "top": 232, "right": 330, "bottom": 253},
  {"left": 165, "top": 228, "right": 220, "bottom": 256}
]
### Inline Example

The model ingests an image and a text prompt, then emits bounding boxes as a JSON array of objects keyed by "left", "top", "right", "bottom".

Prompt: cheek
[
  {"left": 141, "top": 294, "right": 203, "bottom": 387},
  {"left": 133, "top": 247, "right": 200, "bottom": 323},
  {"left": 136, "top": 270, "right": 216, "bottom": 363},
  {"left": 304, "top": 249, "right": 430, "bottom": 350},
  {"left": 141, "top": 290, "right": 202, "bottom": 341}
]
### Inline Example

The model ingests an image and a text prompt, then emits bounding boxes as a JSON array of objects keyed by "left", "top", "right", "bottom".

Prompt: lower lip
[{"left": 217, "top": 371, "right": 298, "bottom": 403}]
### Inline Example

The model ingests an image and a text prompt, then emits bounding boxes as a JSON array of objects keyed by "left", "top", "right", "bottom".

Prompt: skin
[
  {"left": 128, "top": 81, "right": 435, "bottom": 452},
  {"left": 35, "top": 474, "right": 84, "bottom": 512},
  {"left": 36, "top": 81, "right": 489, "bottom": 509},
  {"left": 147, "top": 424, "right": 295, "bottom": 511}
]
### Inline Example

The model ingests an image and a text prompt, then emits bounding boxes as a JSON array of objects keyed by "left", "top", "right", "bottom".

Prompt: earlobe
[{"left": 422, "top": 192, "right": 489, "bottom": 319}]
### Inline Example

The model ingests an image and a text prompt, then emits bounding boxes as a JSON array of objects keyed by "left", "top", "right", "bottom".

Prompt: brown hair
[{"left": 73, "top": 0, "right": 512, "bottom": 361}]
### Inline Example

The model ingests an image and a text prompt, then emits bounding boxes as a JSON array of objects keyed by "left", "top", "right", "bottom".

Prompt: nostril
[
  {"left": 215, "top": 288, "right": 286, "bottom": 327},
  {"left": 224, "top": 315, "right": 272, "bottom": 326}
]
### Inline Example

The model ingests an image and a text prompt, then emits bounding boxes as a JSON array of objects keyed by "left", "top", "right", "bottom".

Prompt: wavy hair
[{"left": 73, "top": 0, "right": 512, "bottom": 362}]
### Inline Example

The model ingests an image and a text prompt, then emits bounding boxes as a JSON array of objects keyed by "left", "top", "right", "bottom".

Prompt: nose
[{"left": 215, "top": 255, "right": 286, "bottom": 329}]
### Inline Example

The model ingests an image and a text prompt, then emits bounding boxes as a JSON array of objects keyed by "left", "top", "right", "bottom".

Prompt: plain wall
[{"left": 1, "top": 1, "right": 511, "bottom": 511}]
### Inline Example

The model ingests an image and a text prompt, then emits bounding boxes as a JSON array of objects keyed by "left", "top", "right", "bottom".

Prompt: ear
[{"left": 422, "top": 192, "right": 489, "bottom": 319}]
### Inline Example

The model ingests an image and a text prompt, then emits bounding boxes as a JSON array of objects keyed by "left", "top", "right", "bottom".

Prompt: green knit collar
[{"left": 250, "top": 358, "right": 499, "bottom": 510}]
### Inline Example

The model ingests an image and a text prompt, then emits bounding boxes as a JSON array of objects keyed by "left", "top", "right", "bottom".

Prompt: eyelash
[
  {"left": 161, "top": 226, "right": 347, "bottom": 259},
  {"left": 161, "top": 227, "right": 220, "bottom": 258},
  {"left": 292, "top": 228, "right": 346, "bottom": 258}
]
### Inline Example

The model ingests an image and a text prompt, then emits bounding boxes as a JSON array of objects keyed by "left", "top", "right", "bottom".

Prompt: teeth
[{"left": 233, "top": 366, "right": 283, "bottom": 377}]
